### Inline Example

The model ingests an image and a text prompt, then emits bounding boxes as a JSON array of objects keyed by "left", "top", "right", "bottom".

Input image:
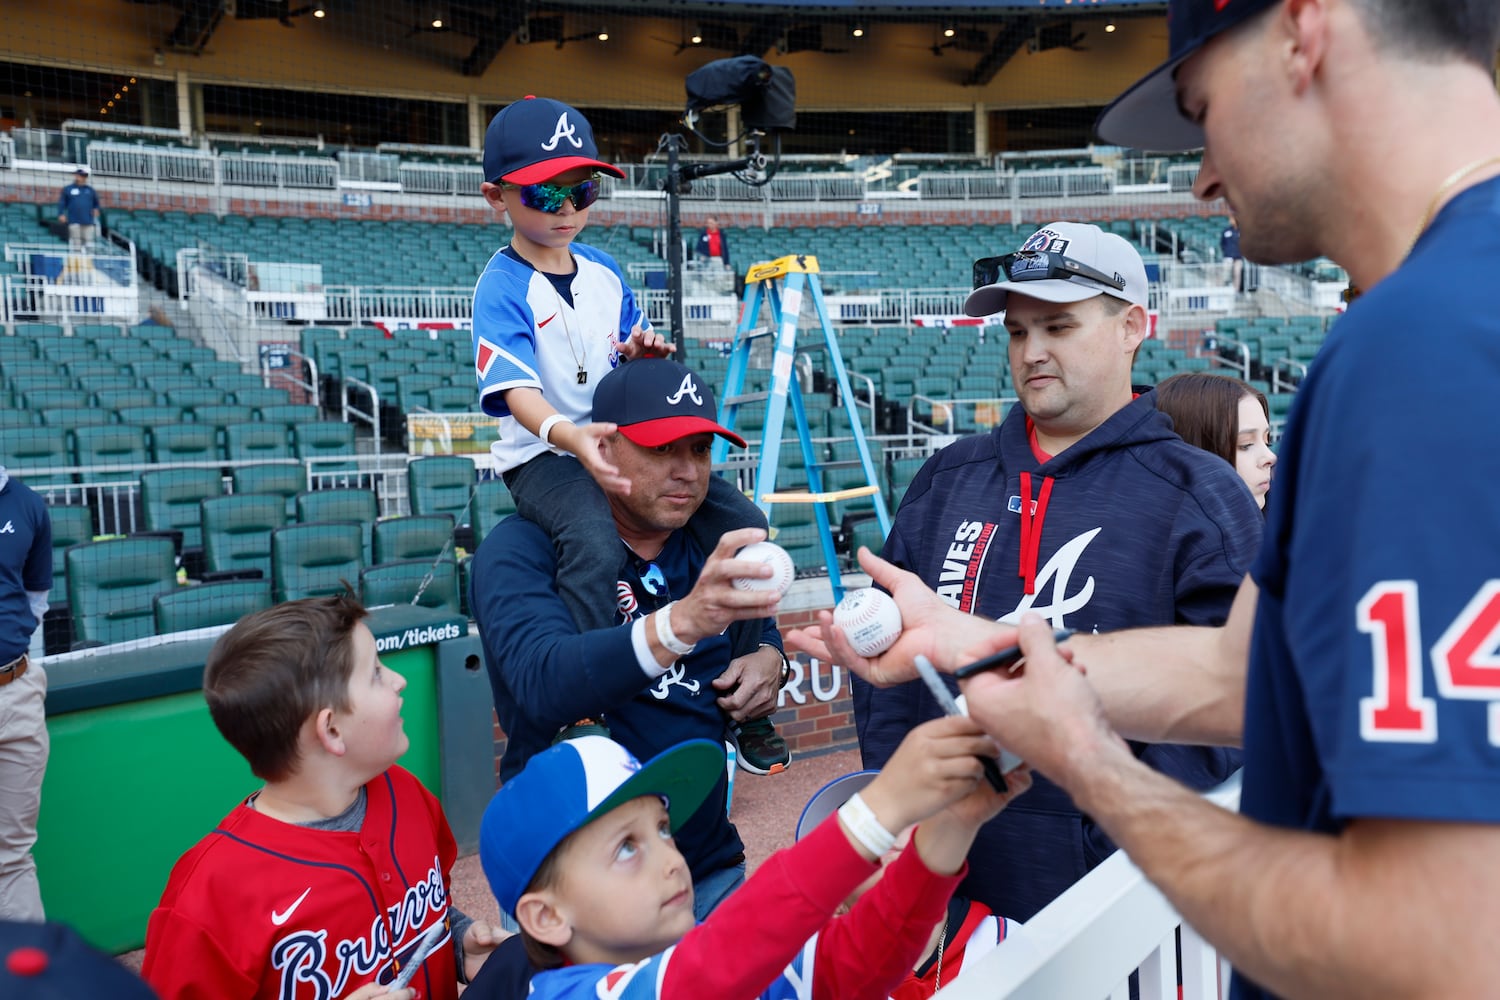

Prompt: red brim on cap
[
  {"left": 618, "top": 416, "right": 747, "bottom": 449},
  {"left": 503, "top": 157, "right": 626, "bottom": 184}
]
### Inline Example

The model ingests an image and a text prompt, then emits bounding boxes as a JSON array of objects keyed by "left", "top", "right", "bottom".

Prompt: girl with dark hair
[{"left": 1155, "top": 372, "right": 1276, "bottom": 509}]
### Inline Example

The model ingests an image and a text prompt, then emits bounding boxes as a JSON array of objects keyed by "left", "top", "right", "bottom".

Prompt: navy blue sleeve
[
  {"left": 24, "top": 494, "right": 51, "bottom": 594},
  {"left": 471, "top": 517, "right": 650, "bottom": 761}
]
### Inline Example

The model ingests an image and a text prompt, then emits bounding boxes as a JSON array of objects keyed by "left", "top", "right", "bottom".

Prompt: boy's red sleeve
[
  {"left": 142, "top": 906, "right": 259, "bottom": 1000},
  {"left": 658, "top": 816, "right": 878, "bottom": 998},
  {"left": 810, "top": 827, "right": 966, "bottom": 1000}
]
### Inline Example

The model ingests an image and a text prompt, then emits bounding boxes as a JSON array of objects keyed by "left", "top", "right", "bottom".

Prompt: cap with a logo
[
  {"left": 479, "top": 735, "right": 724, "bottom": 916},
  {"left": 73, "top": 166, "right": 89, "bottom": 176},
  {"left": 1, "top": 921, "right": 160, "bottom": 999},
  {"left": 964, "top": 221, "right": 1149, "bottom": 317},
  {"left": 1096, "top": 0, "right": 1279, "bottom": 152},
  {"left": 483, "top": 95, "right": 626, "bottom": 185},
  {"left": 593, "top": 358, "right": 747, "bottom": 448},
  {"left": 795, "top": 770, "right": 878, "bottom": 842}
]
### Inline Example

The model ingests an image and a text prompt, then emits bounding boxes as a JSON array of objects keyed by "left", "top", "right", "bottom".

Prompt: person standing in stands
[
  {"left": 56, "top": 168, "right": 100, "bottom": 251},
  {"left": 693, "top": 217, "right": 732, "bottom": 271},
  {"left": 1155, "top": 372, "right": 1276, "bottom": 510},
  {"left": 854, "top": 221, "right": 1263, "bottom": 922},
  {"left": 0, "top": 467, "right": 51, "bottom": 921},
  {"left": 1221, "top": 213, "right": 1244, "bottom": 292}
]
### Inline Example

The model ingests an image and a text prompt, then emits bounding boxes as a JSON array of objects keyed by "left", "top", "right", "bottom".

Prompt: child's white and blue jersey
[
  {"left": 1233, "top": 177, "right": 1500, "bottom": 999},
  {"left": 471, "top": 242, "right": 649, "bottom": 473}
]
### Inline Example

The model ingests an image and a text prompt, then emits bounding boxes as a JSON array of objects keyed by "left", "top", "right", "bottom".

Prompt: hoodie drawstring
[{"left": 1017, "top": 471, "right": 1054, "bottom": 595}]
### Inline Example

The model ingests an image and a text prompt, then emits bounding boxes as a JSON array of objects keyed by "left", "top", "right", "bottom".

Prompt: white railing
[
  {"left": 88, "top": 141, "right": 215, "bottom": 184},
  {"left": 321, "top": 286, "right": 473, "bottom": 324},
  {"left": 937, "top": 773, "right": 1242, "bottom": 1000}
]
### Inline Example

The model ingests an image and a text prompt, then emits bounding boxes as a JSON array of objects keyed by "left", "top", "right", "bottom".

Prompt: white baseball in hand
[
  {"left": 833, "top": 588, "right": 903, "bottom": 657},
  {"left": 733, "top": 541, "right": 795, "bottom": 597}
]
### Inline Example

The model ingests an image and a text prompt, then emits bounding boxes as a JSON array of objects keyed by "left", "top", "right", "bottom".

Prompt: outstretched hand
[
  {"left": 560, "top": 421, "right": 632, "bottom": 496},
  {"left": 619, "top": 324, "right": 675, "bottom": 360},
  {"left": 783, "top": 547, "right": 1019, "bottom": 686}
]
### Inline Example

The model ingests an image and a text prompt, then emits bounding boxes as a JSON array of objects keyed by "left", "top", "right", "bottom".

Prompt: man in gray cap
[
  {"left": 854, "top": 220, "right": 1261, "bottom": 921},
  {"left": 794, "top": 3, "right": 1500, "bottom": 997}
]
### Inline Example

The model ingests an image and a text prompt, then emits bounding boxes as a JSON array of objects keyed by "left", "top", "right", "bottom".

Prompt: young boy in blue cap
[
  {"left": 466, "top": 721, "right": 1029, "bottom": 1000},
  {"left": 472, "top": 95, "right": 789, "bottom": 775}
]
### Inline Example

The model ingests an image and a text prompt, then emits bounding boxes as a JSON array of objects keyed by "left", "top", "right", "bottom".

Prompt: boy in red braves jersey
[
  {"left": 464, "top": 720, "right": 1030, "bottom": 1000},
  {"left": 142, "top": 594, "right": 508, "bottom": 1000}
]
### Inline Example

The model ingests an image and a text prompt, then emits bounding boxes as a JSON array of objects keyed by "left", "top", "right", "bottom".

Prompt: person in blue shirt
[
  {"left": 470, "top": 358, "right": 791, "bottom": 924},
  {"left": 56, "top": 168, "right": 100, "bottom": 251},
  {"left": 790, "top": 1, "right": 1500, "bottom": 998},
  {"left": 1220, "top": 213, "right": 1243, "bottom": 292}
]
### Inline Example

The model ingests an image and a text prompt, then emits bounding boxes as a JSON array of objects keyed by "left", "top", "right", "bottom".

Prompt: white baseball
[
  {"left": 832, "top": 588, "right": 903, "bottom": 657},
  {"left": 733, "top": 541, "right": 795, "bottom": 597}
]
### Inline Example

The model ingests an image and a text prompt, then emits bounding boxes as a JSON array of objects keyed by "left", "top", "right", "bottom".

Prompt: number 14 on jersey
[{"left": 1359, "top": 580, "right": 1500, "bottom": 745}]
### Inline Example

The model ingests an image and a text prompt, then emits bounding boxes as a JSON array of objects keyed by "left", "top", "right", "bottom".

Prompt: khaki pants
[
  {"left": 67, "top": 223, "right": 96, "bottom": 250},
  {"left": 0, "top": 660, "right": 47, "bottom": 920}
]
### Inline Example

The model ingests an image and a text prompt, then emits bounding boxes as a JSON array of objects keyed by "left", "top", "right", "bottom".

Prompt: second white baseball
[
  {"left": 733, "top": 541, "right": 796, "bottom": 597},
  {"left": 833, "top": 588, "right": 903, "bottom": 657}
]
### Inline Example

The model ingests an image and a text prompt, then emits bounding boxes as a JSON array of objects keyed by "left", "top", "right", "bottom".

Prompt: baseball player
[
  {"left": 472, "top": 95, "right": 788, "bottom": 775},
  {"left": 142, "top": 595, "right": 508, "bottom": 1000},
  {"left": 464, "top": 722, "right": 1029, "bottom": 1000},
  {"left": 790, "top": 1, "right": 1500, "bottom": 997}
]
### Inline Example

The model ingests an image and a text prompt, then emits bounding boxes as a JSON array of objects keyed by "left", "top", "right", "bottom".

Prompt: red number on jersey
[{"left": 1360, "top": 580, "right": 1500, "bottom": 746}]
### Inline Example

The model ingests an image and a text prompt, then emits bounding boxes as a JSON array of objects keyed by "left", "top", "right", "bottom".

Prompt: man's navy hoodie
[{"left": 856, "top": 391, "right": 1262, "bottom": 921}]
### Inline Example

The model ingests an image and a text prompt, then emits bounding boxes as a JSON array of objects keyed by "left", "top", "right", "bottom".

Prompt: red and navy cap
[
  {"left": 1, "top": 921, "right": 160, "bottom": 999},
  {"left": 1095, "top": 0, "right": 1279, "bottom": 152},
  {"left": 483, "top": 95, "right": 625, "bottom": 185},
  {"left": 593, "top": 358, "right": 747, "bottom": 449}
]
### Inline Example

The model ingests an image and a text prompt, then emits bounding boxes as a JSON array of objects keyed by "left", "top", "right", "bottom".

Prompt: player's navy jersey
[
  {"left": 470, "top": 242, "right": 649, "bottom": 473},
  {"left": 470, "top": 516, "right": 777, "bottom": 885},
  {"left": 142, "top": 767, "right": 459, "bottom": 1000},
  {"left": 859, "top": 392, "right": 1261, "bottom": 920},
  {"left": 1233, "top": 176, "right": 1500, "bottom": 999},
  {"left": 0, "top": 473, "right": 51, "bottom": 659}
]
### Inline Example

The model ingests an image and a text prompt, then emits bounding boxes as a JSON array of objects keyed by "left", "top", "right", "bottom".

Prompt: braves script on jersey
[
  {"left": 859, "top": 393, "right": 1261, "bottom": 920},
  {"left": 1230, "top": 177, "right": 1500, "bottom": 999},
  {"left": 143, "top": 767, "right": 459, "bottom": 1000}
]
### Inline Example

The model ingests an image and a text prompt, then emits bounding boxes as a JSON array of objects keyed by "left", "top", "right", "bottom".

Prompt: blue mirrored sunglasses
[{"left": 504, "top": 176, "right": 602, "bottom": 214}]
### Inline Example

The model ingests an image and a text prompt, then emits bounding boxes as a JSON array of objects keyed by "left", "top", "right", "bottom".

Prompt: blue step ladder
[{"left": 710, "top": 254, "right": 891, "bottom": 602}]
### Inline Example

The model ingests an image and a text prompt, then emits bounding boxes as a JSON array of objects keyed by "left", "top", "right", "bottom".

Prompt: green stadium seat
[
  {"left": 373, "top": 513, "right": 454, "bottom": 564},
  {"left": 407, "top": 456, "right": 475, "bottom": 525},
  {"left": 153, "top": 580, "right": 272, "bottom": 634},
  {"left": 270, "top": 522, "right": 365, "bottom": 602},
  {"left": 140, "top": 467, "right": 223, "bottom": 551},
  {"left": 226, "top": 422, "right": 292, "bottom": 461},
  {"left": 231, "top": 464, "right": 306, "bottom": 512},
  {"left": 46, "top": 504, "right": 94, "bottom": 608},
  {"left": 149, "top": 423, "right": 220, "bottom": 464},
  {"left": 360, "top": 558, "right": 460, "bottom": 614},
  {"left": 232, "top": 387, "right": 292, "bottom": 410},
  {"left": 65, "top": 536, "right": 179, "bottom": 647},
  {"left": 471, "top": 477, "right": 516, "bottom": 544},
  {"left": 293, "top": 420, "right": 357, "bottom": 473},
  {"left": 72, "top": 425, "right": 148, "bottom": 482},
  {"left": 0, "top": 426, "right": 73, "bottom": 487},
  {"left": 201, "top": 493, "right": 287, "bottom": 580}
]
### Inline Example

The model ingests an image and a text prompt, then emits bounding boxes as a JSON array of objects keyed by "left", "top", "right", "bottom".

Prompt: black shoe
[
  {"left": 729, "top": 717, "right": 791, "bottom": 775},
  {"left": 553, "top": 717, "right": 611, "bottom": 745}
]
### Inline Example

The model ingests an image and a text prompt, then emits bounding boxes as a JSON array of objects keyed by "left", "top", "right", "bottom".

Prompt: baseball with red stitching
[
  {"left": 733, "top": 541, "right": 796, "bottom": 597},
  {"left": 832, "top": 588, "right": 903, "bottom": 657}
]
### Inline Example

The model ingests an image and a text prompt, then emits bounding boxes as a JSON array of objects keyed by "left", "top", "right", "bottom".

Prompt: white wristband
[
  {"left": 838, "top": 792, "right": 897, "bottom": 858},
  {"left": 538, "top": 414, "right": 572, "bottom": 450},
  {"left": 653, "top": 601, "right": 696, "bottom": 657}
]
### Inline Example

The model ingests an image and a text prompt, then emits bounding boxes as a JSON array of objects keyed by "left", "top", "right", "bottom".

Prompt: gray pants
[
  {"left": 67, "top": 223, "right": 96, "bottom": 250},
  {"left": 0, "top": 660, "right": 47, "bottom": 921}
]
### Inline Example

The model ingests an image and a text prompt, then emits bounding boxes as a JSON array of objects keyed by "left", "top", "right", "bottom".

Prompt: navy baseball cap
[
  {"left": 1095, "top": 0, "right": 1279, "bottom": 152},
  {"left": 483, "top": 96, "right": 625, "bottom": 185},
  {"left": 1, "top": 921, "right": 159, "bottom": 999},
  {"left": 593, "top": 358, "right": 747, "bottom": 449},
  {"left": 478, "top": 736, "right": 724, "bottom": 917}
]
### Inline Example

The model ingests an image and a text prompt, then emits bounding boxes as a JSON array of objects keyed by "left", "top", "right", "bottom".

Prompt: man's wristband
[
  {"left": 538, "top": 414, "right": 572, "bottom": 451},
  {"left": 654, "top": 601, "right": 696, "bottom": 657},
  {"left": 838, "top": 792, "right": 897, "bottom": 858}
]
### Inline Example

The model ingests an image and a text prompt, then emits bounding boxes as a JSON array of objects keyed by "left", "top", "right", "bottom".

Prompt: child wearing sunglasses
[{"left": 472, "top": 96, "right": 792, "bottom": 779}]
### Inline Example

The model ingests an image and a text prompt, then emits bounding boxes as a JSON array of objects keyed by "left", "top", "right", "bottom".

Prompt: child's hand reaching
[
  {"left": 619, "top": 324, "right": 674, "bottom": 360},
  {"left": 909, "top": 764, "right": 1033, "bottom": 878},
  {"left": 554, "top": 420, "right": 633, "bottom": 495}
]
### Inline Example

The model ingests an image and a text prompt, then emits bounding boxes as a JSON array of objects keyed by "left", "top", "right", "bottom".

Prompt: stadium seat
[
  {"left": 72, "top": 425, "right": 148, "bottom": 482},
  {"left": 96, "top": 387, "right": 159, "bottom": 412},
  {"left": 270, "top": 522, "right": 365, "bottom": 602},
  {"left": 232, "top": 386, "right": 292, "bottom": 410},
  {"left": 201, "top": 494, "right": 287, "bottom": 580},
  {"left": 471, "top": 477, "right": 516, "bottom": 544},
  {"left": 226, "top": 422, "right": 292, "bottom": 461},
  {"left": 166, "top": 387, "right": 224, "bottom": 411},
  {"left": 407, "top": 456, "right": 475, "bottom": 524},
  {"left": 140, "top": 467, "right": 223, "bottom": 552},
  {"left": 231, "top": 463, "right": 306, "bottom": 514},
  {"left": 293, "top": 420, "right": 358, "bottom": 473},
  {"left": 46, "top": 504, "right": 94, "bottom": 608},
  {"left": 359, "top": 558, "right": 460, "bottom": 613},
  {"left": 295, "top": 487, "right": 378, "bottom": 525},
  {"left": 150, "top": 423, "right": 220, "bottom": 464},
  {"left": 423, "top": 386, "right": 474, "bottom": 413},
  {"left": 153, "top": 580, "right": 272, "bottom": 634},
  {"left": 0, "top": 426, "right": 72, "bottom": 487},
  {"left": 373, "top": 513, "right": 454, "bottom": 564},
  {"left": 255, "top": 403, "right": 319, "bottom": 430},
  {"left": 65, "top": 536, "right": 179, "bottom": 647}
]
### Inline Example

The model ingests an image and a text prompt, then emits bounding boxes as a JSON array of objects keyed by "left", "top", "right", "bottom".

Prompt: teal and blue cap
[
  {"left": 479, "top": 735, "right": 724, "bottom": 917},
  {"left": 1095, "top": 0, "right": 1279, "bottom": 152}
]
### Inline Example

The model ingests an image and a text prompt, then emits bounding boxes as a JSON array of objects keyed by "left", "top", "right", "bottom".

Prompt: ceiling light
[
  {"left": 691, "top": 28, "right": 703, "bottom": 44},
  {"left": 313, "top": 3, "right": 326, "bottom": 16},
  {"left": 943, "top": 23, "right": 956, "bottom": 38},
  {"left": 431, "top": 17, "right": 443, "bottom": 28},
  {"left": 1105, "top": 22, "right": 1116, "bottom": 32},
  {"left": 851, "top": 24, "right": 865, "bottom": 38},
  {"left": 598, "top": 28, "right": 609, "bottom": 41}
]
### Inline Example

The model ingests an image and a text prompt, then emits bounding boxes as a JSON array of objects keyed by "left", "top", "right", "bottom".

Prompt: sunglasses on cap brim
[
  {"left": 973, "top": 250, "right": 1128, "bottom": 294},
  {"left": 503, "top": 176, "right": 602, "bottom": 214}
]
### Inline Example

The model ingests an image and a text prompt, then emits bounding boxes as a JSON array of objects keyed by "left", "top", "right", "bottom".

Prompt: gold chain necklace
[
  {"left": 931, "top": 915, "right": 948, "bottom": 996},
  {"left": 1346, "top": 154, "right": 1500, "bottom": 304}
]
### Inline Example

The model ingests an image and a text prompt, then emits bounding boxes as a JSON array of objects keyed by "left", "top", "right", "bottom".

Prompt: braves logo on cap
[
  {"left": 666, "top": 373, "right": 704, "bottom": 407},
  {"left": 1021, "top": 229, "right": 1070, "bottom": 253},
  {"left": 541, "top": 113, "right": 584, "bottom": 152}
]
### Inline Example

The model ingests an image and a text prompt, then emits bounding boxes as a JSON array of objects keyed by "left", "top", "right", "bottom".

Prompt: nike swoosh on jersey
[
  {"left": 271, "top": 887, "right": 312, "bottom": 926},
  {"left": 539, "top": 313, "right": 558, "bottom": 327}
]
